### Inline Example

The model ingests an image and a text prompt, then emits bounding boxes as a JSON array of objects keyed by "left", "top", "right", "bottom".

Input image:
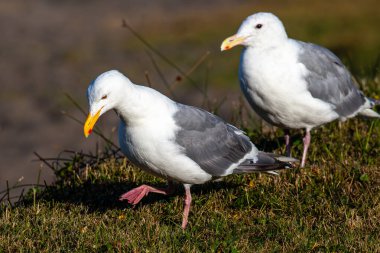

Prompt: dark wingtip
[
  {"left": 264, "top": 153, "right": 299, "bottom": 169},
  {"left": 276, "top": 156, "right": 299, "bottom": 163},
  {"left": 235, "top": 153, "right": 299, "bottom": 174}
]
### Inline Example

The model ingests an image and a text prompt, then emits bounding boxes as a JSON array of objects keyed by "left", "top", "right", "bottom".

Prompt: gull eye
[
  {"left": 255, "top": 24, "right": 263, "bottom": 29},
  {"left": 101, "top": 95, "right": 108, "bottom": 100}
]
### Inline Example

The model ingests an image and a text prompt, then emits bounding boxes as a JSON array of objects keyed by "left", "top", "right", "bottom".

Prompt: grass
[
  {"left": 0, "top": 108, "right": 379, "bottom": 252},
  {"left": 1, "top": 1, "right": 380, "bottom": 251}
]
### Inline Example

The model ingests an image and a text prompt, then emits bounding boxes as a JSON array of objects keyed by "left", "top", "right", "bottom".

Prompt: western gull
[
  {"left": 221, "top": 12, "right": 380, "bottom": 167},
  {"left": 83, "top": 70, "right": 297, "bottom": 229}
]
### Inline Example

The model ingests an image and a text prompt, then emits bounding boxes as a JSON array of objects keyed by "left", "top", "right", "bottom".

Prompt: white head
[
  {"left": 84, "top": 70, "right": 131, "bottom": 137},
  {"left": 221, "top": 12, "right": 288, "bottom": 51}
]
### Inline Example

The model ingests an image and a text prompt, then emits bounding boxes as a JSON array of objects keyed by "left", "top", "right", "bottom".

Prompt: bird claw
[{"left": 119, "top": 184, "right": 169, "bottom": 205}]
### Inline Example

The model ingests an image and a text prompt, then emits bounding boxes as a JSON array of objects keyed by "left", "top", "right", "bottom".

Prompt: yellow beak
[
  {"left": 220, "top": 34, "right": 247, "bottom": 51},
  {"left": 83, "top": 108, "right": 102, "bottom": 138}
]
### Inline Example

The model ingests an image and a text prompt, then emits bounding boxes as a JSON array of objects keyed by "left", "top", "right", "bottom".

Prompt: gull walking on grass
[
  {"left": 84, "top": 70, "right": 297, "bottom": 229},
  {"left": 221, "top": 12, "right": 380, "bottom": 167}
]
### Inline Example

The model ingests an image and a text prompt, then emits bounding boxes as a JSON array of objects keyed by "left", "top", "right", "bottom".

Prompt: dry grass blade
[
  {"left": 61, "top": 108, "right": 120, "bottom": 151},
  {"left": 34, "top": 152, "right": 55, "bottom": 171},
  {"left": 145, "top": 50, "right": 177, "bottom": 99},
  {"left": 64, "top": 93, "right": 87, "bottom": 116},
  {"left": 0, "top": 184, "right": 45, "bottom": 197},
  {"left": 171, "top": 51, "right": 211, "bottom": 88},
  {"left": 121, "top": 19, "right": 205, "bottom": 94},
  {"left": 144, "top": 71, "right": 152, "bottom": 87}
]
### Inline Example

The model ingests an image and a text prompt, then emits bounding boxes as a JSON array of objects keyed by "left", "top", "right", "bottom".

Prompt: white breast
[
  {"left": 118, "top": 90, "right": 212, "bottom": 185},
  {"left": 240, "top": 42, "right": 338, "bottom": 130}
]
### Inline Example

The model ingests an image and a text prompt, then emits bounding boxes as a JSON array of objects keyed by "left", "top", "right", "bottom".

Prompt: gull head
[
  {"left": 221, "top": 12, "right": 287, "bottom": 51},
  {"left": 84, "top": 70, "right": 128, "bottom": 137}
]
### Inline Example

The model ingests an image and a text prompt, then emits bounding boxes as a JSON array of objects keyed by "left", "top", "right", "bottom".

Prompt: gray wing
[
  {"left": 234, "top": 151, "right": 298, "bottom": 174},
  {"left": 235, "top": 152, "right": 295, "bottom": 173},
  {"left": 173, "top": 104, "right": 252, "bottom": 177},
  {"left": 297, "top": 41, "right": 366, "bottom": 117}
]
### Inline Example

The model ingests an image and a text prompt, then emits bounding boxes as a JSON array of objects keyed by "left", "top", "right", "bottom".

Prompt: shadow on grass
[
  {"left": 247, "top": 129, "right": 305, "bottom": 154},
  {"left": 21, "top": 177, "right": 240, "bottom": 213},
  {"left": 19, "top": 131, "right": 304, "bottom": 213}
]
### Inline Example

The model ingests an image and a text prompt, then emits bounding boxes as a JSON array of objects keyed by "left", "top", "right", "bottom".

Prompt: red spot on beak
[{"left": 88, "top": 129, "right": 92, "bottom": 135}]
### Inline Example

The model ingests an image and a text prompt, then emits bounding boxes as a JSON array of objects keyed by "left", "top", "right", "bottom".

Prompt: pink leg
[
  {"left": 119, "top": 181, "right": 174, "bottom": 205},
  {"left": 181, "top": 184, "right": 192, "bottom": 229},
  {"left": 284, "top": 129, "right": 291, "bottom": 157},
  {"left": 301, "top": 130, "right": 311, "bottom": 168}
]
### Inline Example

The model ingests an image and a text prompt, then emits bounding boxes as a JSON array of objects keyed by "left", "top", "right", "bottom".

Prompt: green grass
[
  {"left": 1, "top": 1, "right": 380, "bottom": 250},
  {"left": 1, "top": 113, "right": 379, "bottom": 252}
]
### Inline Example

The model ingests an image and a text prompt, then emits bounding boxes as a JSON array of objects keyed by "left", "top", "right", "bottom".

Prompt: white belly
[
  {"left": 240, "top": 48, "right": 338, "bottom": 130},
  {"left": 118, "top": 120, "right": 212, "bottom": 185}
]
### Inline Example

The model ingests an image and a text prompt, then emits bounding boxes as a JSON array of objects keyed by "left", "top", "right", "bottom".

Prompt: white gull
[
  {"left": 83, "top": 70, "right": 296, "bottom": 229},
  {"left": 221, "top": 12, "right": 380, "bottom": 167}
]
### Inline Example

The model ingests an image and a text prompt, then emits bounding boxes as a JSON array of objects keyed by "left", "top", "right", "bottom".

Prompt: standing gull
[
  {"left": 84, "top": 70, "right": 296, "bottom": 229},
  {"left": 221, "top": 12, "right": 380, "bottom": 167}
]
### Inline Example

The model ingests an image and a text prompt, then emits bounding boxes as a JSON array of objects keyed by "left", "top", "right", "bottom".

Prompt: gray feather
[
  {"left": 234, "top": 152, "right": 296, "bottom": 173},
  {"left": 298, "top": 42, "right": 367, "bottom": 117},
  {"left": 359, "top": 109, "right": 380, "bottom": 118},
  {"left": 359, "top": 98, "right": 380, "bottom": 117},
  {"left": 173, "top": 104, "right": 252, "bottom": 177}
]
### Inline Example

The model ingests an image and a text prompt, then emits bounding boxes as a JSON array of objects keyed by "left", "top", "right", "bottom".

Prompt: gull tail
[
  {"left": 358, "top": 97, "right": 380, "bottom": 118},
  {"left": 233, "top": 152, "right": 298, "bottom": 175}
]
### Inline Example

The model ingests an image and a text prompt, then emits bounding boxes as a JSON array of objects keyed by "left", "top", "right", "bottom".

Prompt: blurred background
[{"left": 0, "top": 0, "right": 379, "bottom": 200}]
